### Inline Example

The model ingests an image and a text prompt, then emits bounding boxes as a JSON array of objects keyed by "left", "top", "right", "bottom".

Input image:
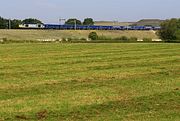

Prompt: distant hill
[
  {"left": 132, "top": 19, "right": 164, "bottom": 26},
  {"left": 95, "top": 19, "right": 164, "bottom": 26}
]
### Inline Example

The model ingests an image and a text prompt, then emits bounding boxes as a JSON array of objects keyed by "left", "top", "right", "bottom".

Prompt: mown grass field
[
  {"left": 0, "top": 43, "right": 180, "bottom": 121},
  {"left": 0, "top": 30, "right": 158, "bottom": 41}
]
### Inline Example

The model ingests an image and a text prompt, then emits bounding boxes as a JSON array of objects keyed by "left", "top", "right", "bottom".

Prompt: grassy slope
[
  {"left": 94, "top": 21, "right": 134, "bottom": 26},
  {"left": 0, "top": 30, "right": 158, "bottom": 40},
  {"left": 0, "top": 43, "right": 179, "bottom": 121}
]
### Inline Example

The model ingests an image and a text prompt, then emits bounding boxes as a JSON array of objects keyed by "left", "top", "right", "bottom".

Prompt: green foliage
[
  {"left": 114, "top": 36, "right": 130, "bottom": 41},
  {"left": 80, "top": 38, "right": 86, "bottom": 40},
  {"left": 143, "top": 38, "right": 152, "bottom": 41},
  {"left": 129, "top": 37, "right": 138, "bottom": 41},
  {"left": 62, "top": 38, "right": 66, "bottom": 41},
  {"left": 65, "top": 19, "right": 82, "bottom": 25},
  {"left": 0, "top": 17, "right": 8, "bottom": 29},
  {"left": 120, "top": 36, "right": 129, "bottom": 40},
  {"left": 67, "top": 38, "right": 72, "bottom": 41},
  {"left": 11, "top": 19, "right": 22, "bottom": 29},
  {"left": 174, "top": 30, "right": 180, "bottom": 41},
  {"left": 88, "top": 32, "right": 98, "bottom": 40},
  {"left": 98, "top": 35, "right": 112, "bottom": 40},
  {"left": 0, "top": 17, "right": 21, "bottom": 29},
  {"left": 158, "top": 18, "right": 180, "bottom": 40},
  {"left": 83, "top": 18, "right": 94, "bottom": 25},
  {"left": 22, "top": 18, "right": 43, "bottom": 24}
]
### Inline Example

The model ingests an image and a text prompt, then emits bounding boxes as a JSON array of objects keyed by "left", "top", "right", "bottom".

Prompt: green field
[
  {"left": 0, "top": 43, "right": 180, "bottom": 121},
  {"left": 0, "top": 30, "right": 158, "bottom": 41}
]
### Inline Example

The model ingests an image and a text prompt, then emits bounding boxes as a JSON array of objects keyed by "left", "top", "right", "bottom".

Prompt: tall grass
[{"left": 0, "top": 43, "right": 179, "bottom": 120}]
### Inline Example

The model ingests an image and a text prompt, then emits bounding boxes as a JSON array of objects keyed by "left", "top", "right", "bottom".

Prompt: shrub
[
  {"left": 0, "top": 38, "right": 8, "bottom": 44},
  {"left": 158, "top": 18, "right": 179, "bottom": 40},
  {"left": 129, "top": 37, "right": 138, "bottom": 41},
  {"left": 98, "top": 35, "right": 112, "bottom": 40},
  {"left": 2, "top": 38, "right": 7, "bottom": 41},
  {"left": 72, "top": 38, "right": 79, "bottom": 40},
  {"left": 80, "top": 38, "right": 86, "bottom": 40},
  {"left": 88, "top": 32, "right": 98, "bottom": 40},
  {"left": 67, "top": 38, "right": 72, "bottom": 41},
  {"left": 120, "top": 36, "right": 129, "bottom": 40},
  {"left": 114, "top": 37, "right": 121, "bottom": 40},
  {"left": 114, "top": 36, "right": 129, "bottom": 41},
  {"left": 62, "top": 38, "right": 66, "bottom": 41},
  {"left": 143, "top": 38, "right": 152, "bottom": 42}
]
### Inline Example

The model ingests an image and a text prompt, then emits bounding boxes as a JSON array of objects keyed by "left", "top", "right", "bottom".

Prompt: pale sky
[{"left": 0, "top": 0, "right": 179, "bottom": 23}]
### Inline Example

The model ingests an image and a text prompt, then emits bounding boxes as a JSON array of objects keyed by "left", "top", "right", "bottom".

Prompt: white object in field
[
  {"left": 150, "top": 30, "right": 156, "bottom": 34},
  {"left": 37, "top": 39, "right": 56, "bottom": 42},
  {"left": 87, "top": 38, "right": 91, "bottom": 41},
  {"left": 137, "top": 39, "right": 143, "bottom": 41},
  {"left": 152, "top": 39, "right": 162, "bottom": 41},
  {"left": 19, "top": 24, "right": 44, "bottom": 28}
]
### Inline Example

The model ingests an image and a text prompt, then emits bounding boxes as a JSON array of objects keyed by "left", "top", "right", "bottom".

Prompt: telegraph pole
[
  {"left": 8, "top": 19, "right": 11, "bottom": 29},
  {"left": 59, "top": 18, "right": 66, "bottom": 29},
  {"left": 74, "top": 19, "right": 77, "bottom": 30},
  {"left": 59, "top": 18, "right": 66, "bottom": 25}
]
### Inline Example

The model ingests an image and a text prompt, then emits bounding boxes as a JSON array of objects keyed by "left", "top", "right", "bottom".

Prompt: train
[{"left": 19, "top": 24, "right": 161, "bottom": 30}]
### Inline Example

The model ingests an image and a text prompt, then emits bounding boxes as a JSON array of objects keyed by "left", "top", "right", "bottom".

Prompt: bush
[
  {"left": 129, "top": 37, "right": 138, "bottom": 41},
  {"left": 158, "top": 18, "right": 180, "bottom": 40},
  {"left": 80, "top": 38, "right": 86, "bottom": 40},
  {"left": 62, "top": 38, "right": 66, "bottom": 41},
  {"left": 67, "top": 38, "right": 72, "bottom": 41},
  {"left": 143, "top": 38, "right": 152, "bottom": 42},
  {"left": 83, "top": 18, "right": 94, "bottom": 25},
  {"left": 114, "top": 36, "right": 129, "bottom": 41},
  {"left": 120, "top": 36, "right": 129, "bottom": 40},
  {"left": 88, "top": 32, "right": 98, "bottom": 40},
  {"left": 98, "top": 35, "right": 112, "bottom": 40}
]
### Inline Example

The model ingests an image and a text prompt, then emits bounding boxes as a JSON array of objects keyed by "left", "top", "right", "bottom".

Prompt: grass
[
  {"left": 94, "top": 21, "right": 134, "bottom": 26},
  {"left": 0, "top": 30, "right": 158, "bottom": 41},
  {"left": 0, "top": 43, "right": 179, "bottom": 121}
]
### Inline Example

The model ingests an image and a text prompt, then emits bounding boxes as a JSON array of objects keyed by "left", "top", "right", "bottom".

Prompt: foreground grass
[
  {"left": 0, "top": 43, "right": 179, "bottom": 121},
  {"left": 0, "top": 30, "right": 158, "bottom": 41}
]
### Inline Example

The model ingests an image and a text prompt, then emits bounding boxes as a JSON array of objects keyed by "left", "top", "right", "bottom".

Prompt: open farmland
[
  {"left": 0, "top": 30, "right": 158, "bottom": 41},
  {"left": 0, "top": 43, "right": 180, "bottom": 121}
]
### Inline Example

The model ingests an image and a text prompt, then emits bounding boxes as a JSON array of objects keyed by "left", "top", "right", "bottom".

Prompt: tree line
[
  {"left": 65, "top": 18, "right": 94, "bottom": 25},
  {"left": 0, "top": 17, "right": 43, "bottom": 29},
  {"left": 0, "top": 17, "right": 94, "bottom": 29},
  {"left": 0, "top": 17, "right": 21, "bottom": 29}
]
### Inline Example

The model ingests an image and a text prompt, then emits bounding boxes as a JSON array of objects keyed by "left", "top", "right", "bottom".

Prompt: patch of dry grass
[{"left": 0, "top": 29, "right": 158, "bottom": 41}]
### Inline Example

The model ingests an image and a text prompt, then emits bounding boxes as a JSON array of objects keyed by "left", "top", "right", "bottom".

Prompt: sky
[{"left": 0, "top": 0, "right": 179, "bottom": 23}]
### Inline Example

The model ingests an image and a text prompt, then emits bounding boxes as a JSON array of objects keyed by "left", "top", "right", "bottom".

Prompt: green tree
[
  {"left": 11, "top": 19, "right": 22, "bottom": 29},
  {"left": 0, "top": 17, "right": 8, "bottom": 29},
  {"left": 158, "top": 18, "right": 179, "bottom": 40},
  {"left": 22, "top": 18, "right": 42, "bottom": 24},
  {"left": 65, "top": 19, "right": 82, "bottom": 25},
  {"left": 177, "top": 19, "right": 180, "bottom": 29},
  {"left": 83, "top": 18, "right": 94, "bottom": 25},
  {"left": 88, "top": 32, "right": 98, "bottom": 40}
]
